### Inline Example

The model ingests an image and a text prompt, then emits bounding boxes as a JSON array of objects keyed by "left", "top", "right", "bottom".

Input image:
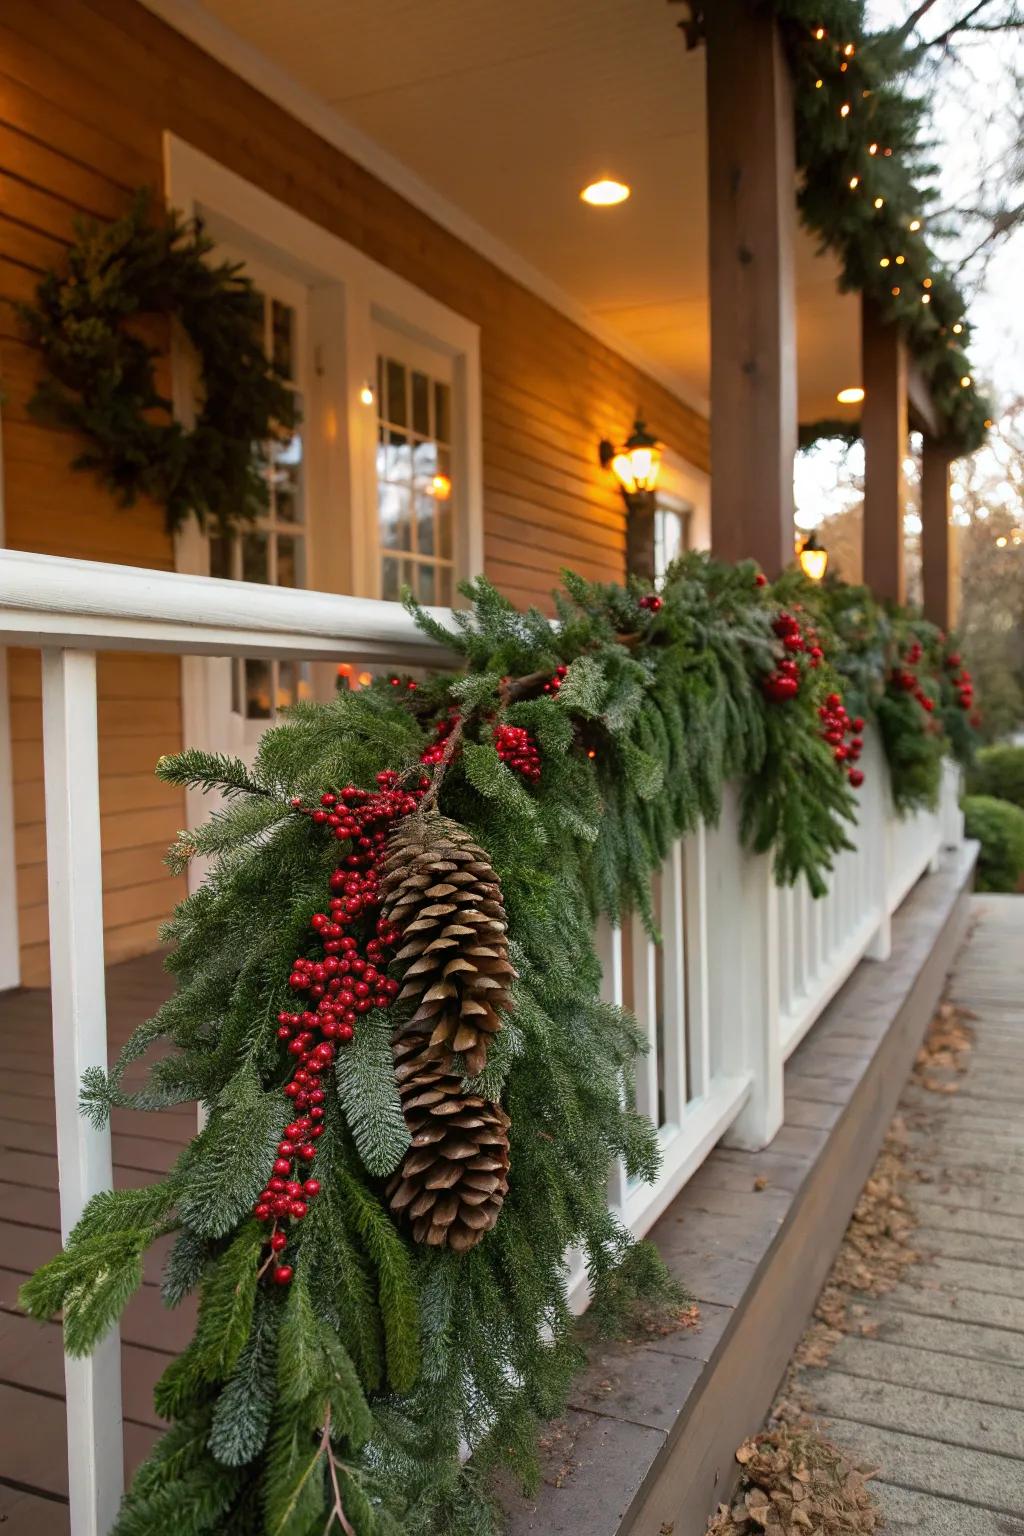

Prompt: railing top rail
[{"left": 0, "top": 549, "right": 458, "bottom": 666}]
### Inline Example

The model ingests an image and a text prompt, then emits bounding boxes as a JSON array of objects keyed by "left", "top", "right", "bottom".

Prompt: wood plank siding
[{"left": 0, "top": 0, "right": 709, "bottom": 982}]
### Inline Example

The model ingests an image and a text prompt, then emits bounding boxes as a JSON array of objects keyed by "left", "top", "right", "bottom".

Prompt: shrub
[
  {"left": 963, "top": 794, "right": 1024, "bottom": 892},
  {"left": 967, "top": 744, "right": 1024, "bottom": 809}
]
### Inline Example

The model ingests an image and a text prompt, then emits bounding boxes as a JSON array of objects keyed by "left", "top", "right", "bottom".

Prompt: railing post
[
  {"left": 863, "top": 731, "right": 893, "bottom": 961},
  {"left": 707, "top": 788, "right": 784, "bottom": 1150},
  {"left": 41, "top": 648, "right": 124, "bottom": 1535}
]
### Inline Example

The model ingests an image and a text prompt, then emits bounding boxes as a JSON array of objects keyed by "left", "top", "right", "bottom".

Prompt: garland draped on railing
[{"left": 20, "top": 556, "right": 976, "bottom": 1536}]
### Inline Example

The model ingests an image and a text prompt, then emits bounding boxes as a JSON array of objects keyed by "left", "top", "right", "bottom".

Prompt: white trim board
[
  {"left": 140, "top": 0, "right": 709, "bottom": 420},
  {"left": 0, "top": 398, "right": 20, "bottom": 987}
]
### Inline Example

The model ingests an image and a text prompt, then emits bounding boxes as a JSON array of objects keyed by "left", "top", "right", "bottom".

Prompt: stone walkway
[{"left": 796, "top": 894, "right": 1024, "bottom": 1534}]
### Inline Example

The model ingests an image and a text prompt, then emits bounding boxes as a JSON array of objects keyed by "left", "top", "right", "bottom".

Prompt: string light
[
  {"left": 984, "top": 417, "right": 994, "bottom": 428},
  {"left": 359, "top": 384, "right": 375, "bottom": 406},
  {"left": 921, "top": 293, "right": 931, "bottom": 304},
  {"left": 996, "top": 535, "right": 1008, "bottom": 547},
  {"left": 922, "top": 277, "right": 932, "bottom": 289},
  {"left": 849, "top": 175, "right": 860, "bottom": 189},
  {"left": 884, "top": 147, "right": 894, "bottom": 156},
  {"left": 814, "top": 26, "right": 826, "bottom": 39},
  {"left": 868, "top": 142, "right": 879, "bottom": 155},
  {"left": 844, "top": 42, "right": 855, "bottom": 55},
  {"left": 960, "top": 375, "right": 972, "bottom": 387},
  {"left": 873, "top": 196, "right": 884, "bottom": 209},
  {"left": 880, "top": 257, "right": 891, "bottom": 268},
  {"left": 891, "top": 285, "right": 901, "bottom": 296},
  {"left": 909, "top": 218, "right": 922, "bottom": 232},
  {"left": 816, "top": 77, "right": 824, "bottom": 88},
  {"left": 952, "top": 322, "right": 963, "bottom": 335},
  {"left": 840, "top": 102, "right": 851, "bottom": 117},
  {"left": 840, "top": 61, "right": 848, "bottom": 71},
  {"left": 895, "top": 254, "right": 906, "bottom": 265}
]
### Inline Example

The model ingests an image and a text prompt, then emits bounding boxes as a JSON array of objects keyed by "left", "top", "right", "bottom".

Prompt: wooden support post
[
  {"left": 705, "top": 0, "right": 798, "bottom": 575},
  {"left": 921, "top": 438, "right": 957, "bottom": 630},
  {"left": 861, "top": 298, "right": 908, "bottom": 603}
]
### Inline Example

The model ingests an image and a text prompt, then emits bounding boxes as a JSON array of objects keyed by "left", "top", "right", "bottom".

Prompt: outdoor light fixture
[
  {"left": 798, "top": 530, "right": 829, "bottom": 582},
  {"left": 599, "top": 418, "right": 662, "bottom": 501},
  {"left": 836, "top": 386, "right": 865, "bottom": 405},
  {"left": 580, "top": 179, "right": 630, "bottom": 207},
  {"left": 359, "top": 383, "right": 375, "bottom": 406},
  {"left": 599, "top": 418, "right": 662, "bottom": 580}
]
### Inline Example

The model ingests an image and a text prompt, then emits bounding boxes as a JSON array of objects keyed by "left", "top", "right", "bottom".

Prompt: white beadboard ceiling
[{"left": 197, "top": 0, "right": 858, "bottom": 420}]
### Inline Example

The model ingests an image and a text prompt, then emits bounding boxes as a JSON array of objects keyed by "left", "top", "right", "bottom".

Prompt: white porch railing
[{"left": 0, "top": 549, "right": 965, "bottom": 1532}]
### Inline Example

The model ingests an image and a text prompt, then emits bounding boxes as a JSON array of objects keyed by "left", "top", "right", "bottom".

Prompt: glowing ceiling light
[
  {"left": 580, "top": 179, "right": 630, "bottom": 207},
  {"left": 836, "top": 387, "right": 865, "bottom": 404}
]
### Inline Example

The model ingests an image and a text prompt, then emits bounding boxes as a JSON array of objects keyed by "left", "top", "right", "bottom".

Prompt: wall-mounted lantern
[
  {"left": 599, "top": 418, "right": 662, "bottom": 580},
  {"left": 797, "top": 529, "right": 829, "bottom": 582}
]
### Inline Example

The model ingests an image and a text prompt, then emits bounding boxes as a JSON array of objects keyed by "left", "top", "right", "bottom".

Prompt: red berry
[
  {"left": 273, "top": 1266, "right": 294, "bottom": 1286},
  {"left": 848, "top": 768, "right": 864, "bottom": 788},
  {"left": 304, "top": 1179, "right": 320, "bottom": 1197},
  {"left": 273, "top": 1158, "right": 291, "bottom": 1175},
  {"left": 270, "top": 1232, "right": 287, "bottom": 1252},
  {"left": 755, "top": 572, "right": 767, "bottom": 587}
]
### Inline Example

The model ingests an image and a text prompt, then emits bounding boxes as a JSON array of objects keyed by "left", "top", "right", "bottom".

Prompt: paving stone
[
  {"left": 915, "top": 1226, "right": 1024, "bottom": 1276},
  {"left": 820, "top": 1335, "right": 1024, "bottom": 1411},
  {"left": 868, "top": 1304, "right": 1024, "bottom": 1366},
  {"left": 883, "top": 1281, "right": 1024, "bottom": 1332},
  {"left": 503, "top": 1408, "right": 666, "bottom": 1536},
  {"left": 875, "top": 1480, "right": 1024, "bottom": 1534},
  {"left": 778, "top": 1096, "right": 844, "bottom": 1128},
  {"left": 568, "top": 1344, "right": 704, "bottom": 1433},
  {"left": 914, "top": 1181, "right": 1024, "bottom": 1218},
  {"left": 649, "top": 1301, "right": 733, "bottom": 1363},
  {"left": 821, "top": 1416, "right": 1024, "bottom": 1514},
  {"left": 805, "top": 1370, "right": 1024, "bottom": 1457},
  {"left": 914, "top": 1199, "right": 1024, "bottom": 1242}
]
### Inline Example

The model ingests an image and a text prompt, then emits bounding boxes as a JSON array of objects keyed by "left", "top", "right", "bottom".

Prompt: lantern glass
[{"left": 798, "top": 536, "right": 828, "bottom": 582}]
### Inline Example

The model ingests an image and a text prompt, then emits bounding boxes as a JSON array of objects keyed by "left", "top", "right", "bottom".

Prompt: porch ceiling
[{"left": 197, "top": 0, "right": 858, "bottom": 422}]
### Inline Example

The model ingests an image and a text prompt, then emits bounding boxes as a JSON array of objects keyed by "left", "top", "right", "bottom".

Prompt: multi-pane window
[
  {"left": 375, "top": 350, "right": 455, "bottom": 606},
  {"left": 209, "top": 289, "right": 311, "bottom": 720},
  {"left": 654, "top": 495, "right": 693, "bottom": 583}
]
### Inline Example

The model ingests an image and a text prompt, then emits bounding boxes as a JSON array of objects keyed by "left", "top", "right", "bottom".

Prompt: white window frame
[
  {"left": 658, "top": 449, "right": 711, "bottom": 555},
  {"left": 163, "top": 135, "right": 483, "bottom": 599}
]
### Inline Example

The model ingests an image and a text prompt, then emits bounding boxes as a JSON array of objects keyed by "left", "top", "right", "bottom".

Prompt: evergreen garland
[
  {"left": 770, "top": 0, "right": 992, "bottom": 452},
  {"left": 18, "top": 194, "right": 295, "bottom": 533},
  {"left": 20, "top": 555, "right": 973, "bottom": 1535}
]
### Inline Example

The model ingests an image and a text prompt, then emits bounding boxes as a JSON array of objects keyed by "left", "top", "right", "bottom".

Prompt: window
[
  {"left": 374, "top": 339, "right": 456, "bottom": 607},
  {"left": 208, "top": 269, "right": 312, "bottom": 721},
  {"left": 654, "top": 494, "right": 693, "bottom": 582}
]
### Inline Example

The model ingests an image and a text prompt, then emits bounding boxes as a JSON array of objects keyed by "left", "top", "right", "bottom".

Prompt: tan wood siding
[{"left": 0, "top": 0, "right": 708, "bottom": 981}]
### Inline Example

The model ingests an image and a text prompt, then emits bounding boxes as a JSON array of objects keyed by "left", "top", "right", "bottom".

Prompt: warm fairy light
[
  {"left": 921, "top": 293, "right": 931, "bottom": 304},
  {"left": 849, "top": 175, "right": 860, "bottom": 189},
  {"left": 884, "top": 147, "right": 893, "bottom": 156},
  {"left": 580, "top": 179, "right": 630, "bottom": 207},
  {"left": 836, "top": 386, "right": 865, "bottom": 404},
  {"left": 873, "top": 196, "right": 884, "bottom": 209},
  {"left": 428, "top": 473, "right": 452, "bottom": 500},
  {"left": 844, "top": 42, "right": 855, "bottom": 55},
  {"left": 909, "top": 218, "right": 922, "bottom": 232},
  {"left": 337, "top": 662, "right": 352, "bottom": 677},
  {"left": 879, "top": 257, "right": 891, "bottom": 268},
  {"left": 586, "top": 748, "right": 597, "bottom": 759},
  {"left": 996, "top": 536, "right": 1008, "bottom": 547},
  {"left": 923, "top": 277, "right": 932, "bottom": 288},
  {"left": 985, "top": 418, "right": 994, "bottom": 428},
  {"left": 815, "top": 78, "right": 824, "bottom": 88},
  {"left": 840, "top": 61, "right": 848, "bottom": 71},
  {"left": 814, "top": 26, "right": 826, "bottom": 39},
  {"left": 868, "top": 142, "right": 878, "bottom": 155},
  {"left": 892, "top": 285, "right": 901, "bottom": 296},
  {"left": 952, "top": 322, "right": 964, "bottom": 334},
  {"left": 839, "top": 102, "right": 851, "bottom": 117},
  {"left": 895, "top": 255, "right": 905, "bottom": 265},
  {"left": 960, "top": 375, "right": 972, "bottom": 387},
  {"left": 359, "top": 384, "right": 375, "bottom": 406},
  {"left": 358, "top": 671, "right": 373, "bottom": 687}
]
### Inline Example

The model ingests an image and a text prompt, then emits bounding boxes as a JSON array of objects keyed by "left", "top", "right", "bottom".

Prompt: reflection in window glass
[
  {"left": 376, "top": 352, "right": 455, "bottom": 605},
  {"left": 654, "top": 498, "right": 693, "bottom": 582},
  {"left": 222, "top": 288, "right": 311, "bottom": 722}
]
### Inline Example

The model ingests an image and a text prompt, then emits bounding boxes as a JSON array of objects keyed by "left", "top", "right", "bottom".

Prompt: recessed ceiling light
[
  {"left": 580, "top": 179, "right": 630, "bottom": 207},
  {"left": 836, "top": 386, "right": 865, "bottom": 404}
]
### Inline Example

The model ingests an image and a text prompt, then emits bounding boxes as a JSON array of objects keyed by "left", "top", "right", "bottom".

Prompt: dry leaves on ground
[
  {"left": 706, "top": 1428, "right": 882, "bottom": 1536},
  {"left": 913, "top": 1001, "right": 975, "bottom": 1094}
]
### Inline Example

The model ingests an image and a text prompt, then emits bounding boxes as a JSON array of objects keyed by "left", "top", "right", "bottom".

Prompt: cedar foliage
[{"left": 20, "top": 555, "right": 970, "bottom": 1535}]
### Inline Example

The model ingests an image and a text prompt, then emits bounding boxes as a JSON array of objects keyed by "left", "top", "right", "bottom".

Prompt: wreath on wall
[{"left": 19, "top": 193, "right": 295, "bottom": 534}]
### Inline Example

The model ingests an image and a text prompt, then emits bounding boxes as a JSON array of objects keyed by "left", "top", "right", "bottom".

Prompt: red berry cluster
[
  {"left": 495, "top": 723, "right": 541, "bottom": 783},
  {"left": 639, "top": 593, "right": 663, "bottom": 612},
  {"left": 762, "top": 610, "right": 826, "bottom": 703},
  {"left": 252, "top": 772, "right": 423, "bottom": 1284},
  {"left": 944, "top": 652, "right": 974, "bottom": 711},
  {"left": 421, "top": 707, "right": 460, "bottom": 766},
  {"left": 754, "top": 572, "right": 768, "bottom": 588},
  {"left": 387, "top": 674, "right": 419, "bottom": 693},
  {"left": 892, "top": 639, "right": 940, "bottom": 716},
  {"left": 542, "top": 664, "right": 569, "bottom": 696},
  {"left": 819, "top": 692, "right": 865, "bottom": 788}
]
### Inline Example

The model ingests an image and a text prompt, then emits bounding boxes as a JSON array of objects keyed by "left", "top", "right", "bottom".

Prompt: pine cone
[{"left": 380, "top": 815, "right": 515, "bottom": 1250}]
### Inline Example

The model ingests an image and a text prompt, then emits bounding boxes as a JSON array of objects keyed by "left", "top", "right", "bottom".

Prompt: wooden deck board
[{"left": 0, "top": 949, "right": 183, "bottom": 1527}]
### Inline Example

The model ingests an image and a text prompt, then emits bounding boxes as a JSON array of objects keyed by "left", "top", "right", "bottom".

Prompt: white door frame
[{"left": 0, "top": 400, "right": 20, "bottom": 987}]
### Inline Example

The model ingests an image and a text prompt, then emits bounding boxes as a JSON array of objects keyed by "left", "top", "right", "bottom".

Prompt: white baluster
[
  {"left": 596, "top": 918, "right": 630, "bottom": 1214},
  {"left": 683, "top": 823, "right": 711, "bottom": 1101},
  {"left": 41, "top": 649, "right": 124, "bottom": 1535},
  {"left": 659, "top": 839, "right": 686, "bottom": 1123}
]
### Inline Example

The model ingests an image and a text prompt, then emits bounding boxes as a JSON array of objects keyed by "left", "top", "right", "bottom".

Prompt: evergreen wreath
[
  {"left": 19, "top": 193, "right": 296, "bottom": 533},
  {"left": 20, "top": 555, "right": 976, "bottom": 1536}
]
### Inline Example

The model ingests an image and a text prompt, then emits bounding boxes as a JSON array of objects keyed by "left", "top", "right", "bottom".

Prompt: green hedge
[
  {"left": 963, "top": 794, "right": 1024, "bottom": 893},
  {"left": 967, "top": 745, "right": 1024, "bottom": 810}
]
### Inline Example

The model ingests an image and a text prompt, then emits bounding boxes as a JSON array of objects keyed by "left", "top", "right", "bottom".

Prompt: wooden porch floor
[{"left": 0, "top": 950, "right": 190, "bottom": 1534}]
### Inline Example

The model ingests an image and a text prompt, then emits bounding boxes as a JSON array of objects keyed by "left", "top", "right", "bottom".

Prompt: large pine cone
[{"left": 380, "top": 815, "right": 515, "bottom": 1250}]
